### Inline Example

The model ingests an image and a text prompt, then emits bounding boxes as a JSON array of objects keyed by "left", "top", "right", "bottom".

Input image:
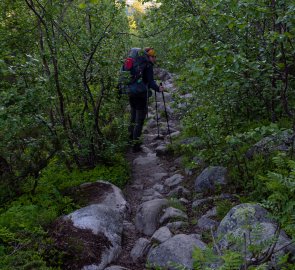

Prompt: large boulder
[
  {"left": 246, "top": 129, "right": 295, "bottom": 159},
  {"left": 147, "top": 234, "right": 207, "bottom": 270},
  {"left": 71, "top": 181, "right": 129, "bottom": 218},
  {"left": 51, "top": 181, "right": 129, "bottom": 270},
  {"left": 51, "top": 204, "right": 123, "bottom": 270},
  {"left": 135, "top": 199, "right": 168, "bottom": 236},
  {"left": 195, "top": 166, "right": 228, "bottom": 193},
  {"left": 216, "top": 203, "right": 295, "bottom": 268}
]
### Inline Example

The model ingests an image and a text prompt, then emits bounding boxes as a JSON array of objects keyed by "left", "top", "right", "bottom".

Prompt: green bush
[{"left": 0, "top": 155, "right": 130, "bottom": 269}]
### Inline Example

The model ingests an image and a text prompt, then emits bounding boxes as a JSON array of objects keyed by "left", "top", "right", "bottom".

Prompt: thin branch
[{"left": 211, "top": 227, "right": 222, "bottom": 256}]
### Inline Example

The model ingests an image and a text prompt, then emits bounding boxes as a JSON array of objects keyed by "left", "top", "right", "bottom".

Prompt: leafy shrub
[
  {"left": 259, "top": 153, "right": 295, "bottom": 238},
  {"left": 0, "top": 155, "right": 130, "bottom": 269},
  {"left": 216, "top": 200, "right": 235, "bottom": 221}
]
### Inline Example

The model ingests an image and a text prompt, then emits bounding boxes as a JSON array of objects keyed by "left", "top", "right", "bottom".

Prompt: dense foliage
[
  {"left": 140, "top": 0, "right": 295, "bottom": 229},
  {"left": 0, "top": 0, "right": 131, "bottom": 202},
  {"left": 0, "top": 0, "right": 131, "bottom": 268},
  {"left": 138, "top": 2, "right": 295, "bottom": 267},
  {"left": 1, "top": 0, "right": 295, "bottom": 268}
]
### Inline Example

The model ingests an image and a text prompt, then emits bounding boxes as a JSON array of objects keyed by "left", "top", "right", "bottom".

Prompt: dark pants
[{"left": 129, "top": 95, "right": 148, "bottom": 144}]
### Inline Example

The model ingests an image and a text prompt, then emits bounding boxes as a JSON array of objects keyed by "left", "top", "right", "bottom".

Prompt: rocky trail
[
  {"left": 53, "top": 69, "right": 295, "bottom": 270},
  {"left": 113, "top": 69, "right": 199, "bottom": 269}
]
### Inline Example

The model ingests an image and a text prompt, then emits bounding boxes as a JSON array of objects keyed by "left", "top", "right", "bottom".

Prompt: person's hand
[{"left": 159, "top": 82, "right": 164, "bottom": 92}]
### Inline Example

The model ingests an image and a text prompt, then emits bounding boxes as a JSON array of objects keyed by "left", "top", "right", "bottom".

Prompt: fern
[
  {"left": 193, "top": 247, "right": 207, "bottom": 270},
  {"left": 220, "top": 251, "right": 243, "bottom": 270},
  {"left": 259, "top": 153, "right": 295, "bottom": 237},
  {"left": 248, "top": 264, "right": 268, "bottom": 270}
]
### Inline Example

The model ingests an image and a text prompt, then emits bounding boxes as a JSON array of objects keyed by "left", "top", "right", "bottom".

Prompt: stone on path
[
  {"left": 153, "top": 183, "right": 169, "bottom": 194},
  {"left": 149, "top": 172, "right": 168, "bottom": 184},
  {"left": 135, "top": 199, "right": 168, "bottom": 236},
  {"left": 142, "top": 190, "right": 163, "bottom": 202},
  {"left": 164, "top": 174, "right": 184, "bottom": 188},
  {"left": 155, "top": 144, "right": 170, "bottom": 156},
  {"left": 130, "top": 238, "right": 151, "bottom": 263},
  {"left": 166, "top": 221, "right": 188, "bottom": 231},
  {"left": 147, "top": 234, "right": 207, "bottom": 270},
  {"left": 151, "top": 226, "right": 173, "bottom": 244},
  {"left": 133, "top": 153, "right": 158, "bottom": 167},
  {"left": 160, "top": 207, "right": 188, "bottom": 225},
  {"left": 167, "top": 186, "right": 190, "bottom": 198},
  {"left": 147, "top": 119, "right": 157, "bottom": 129}
]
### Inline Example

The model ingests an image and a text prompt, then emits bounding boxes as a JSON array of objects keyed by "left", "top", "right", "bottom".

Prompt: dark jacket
[{"left": 142, "top": 61, "right": 159, "bottom": 92}]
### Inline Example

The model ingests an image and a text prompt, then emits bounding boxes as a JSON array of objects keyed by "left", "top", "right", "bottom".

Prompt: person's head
[{"left": 144, "top": 47, "right": 156, "bottom": 64}]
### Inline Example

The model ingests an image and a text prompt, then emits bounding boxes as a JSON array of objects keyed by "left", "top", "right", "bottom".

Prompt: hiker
[{"left": 128, "top": 47, "right": 164, "bottom": 152}]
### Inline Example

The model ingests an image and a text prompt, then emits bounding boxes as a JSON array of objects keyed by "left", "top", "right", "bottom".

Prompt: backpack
[{"left": 118, "top": 48, "right": 148, "bottom": 95}]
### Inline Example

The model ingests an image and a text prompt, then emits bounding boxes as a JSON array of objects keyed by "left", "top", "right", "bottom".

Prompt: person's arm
[{"left": 143, "top": 64, "right": 159, "bottom": 92}]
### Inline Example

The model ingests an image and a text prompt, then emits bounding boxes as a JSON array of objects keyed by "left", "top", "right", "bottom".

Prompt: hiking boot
[{"left": 132, "top": 143, "right": 142, "bottom": 153}]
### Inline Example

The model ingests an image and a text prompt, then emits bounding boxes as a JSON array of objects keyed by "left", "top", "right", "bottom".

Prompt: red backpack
[{"left": 118, "top": 48, "right": 148, "bottom": 95}]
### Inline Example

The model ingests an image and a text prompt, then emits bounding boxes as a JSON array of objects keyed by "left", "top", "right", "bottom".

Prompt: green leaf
[{"left": 78, "top": 3, "right": 86, "bottom": 9}]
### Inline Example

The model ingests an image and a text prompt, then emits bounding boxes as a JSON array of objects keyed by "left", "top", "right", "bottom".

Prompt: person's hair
[{"left": 144, "top": 47, "right": 156, "bottom": 57}]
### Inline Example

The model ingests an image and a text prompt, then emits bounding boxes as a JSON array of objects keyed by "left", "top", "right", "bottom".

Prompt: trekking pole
[
  {"left": 160, "top": 83, "right": 172, "bottom": 144},
  {"left": 154, "top": 89, "right": 160, "bottom": 139},
  {"left": 146, "top": 87, "right": 149, "bottom": 119}
]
